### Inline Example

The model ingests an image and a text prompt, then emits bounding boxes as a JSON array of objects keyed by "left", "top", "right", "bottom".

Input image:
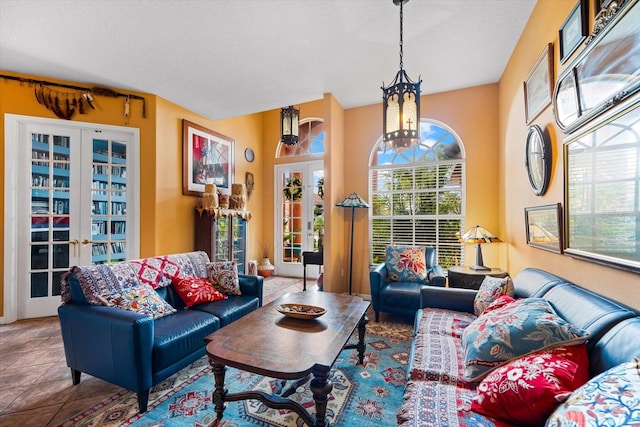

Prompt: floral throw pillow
[
  {"left": 97, "top": 283, "right": 176, "bottom": 319},
  {"left": 206, "top": 261, "right": 241, "bottom": 295},
  {"left": 461, "top": 298, "right": 589, "bottom": 382},
  {"left": 546, "top": 358, "right": 640, "bottom": 427},
  {"left": 473, "top": 275, "right": 515, "bottom": 316},
  {"left": 385, "top": 246, "right": 428, "bottom": 282},
  {"left": 172, "top": 276, "right": 227, "bottom": 308},
  {"left": 470, "top": 344, "right": 589, "bottom": 426}
]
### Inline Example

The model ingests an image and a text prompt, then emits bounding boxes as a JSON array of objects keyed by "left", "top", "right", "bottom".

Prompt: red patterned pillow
[
  {"left": 172, "top": 276, "right": 227, "bottom": 308},
  {"left": 470, "top": 344, "right": 589, "bottom": 426},
  {"left": 130, "top": 256, "right": 181, "bottom": 289},
  {"left": 481, "top": 294, "right": 516, "bottom": 315}
]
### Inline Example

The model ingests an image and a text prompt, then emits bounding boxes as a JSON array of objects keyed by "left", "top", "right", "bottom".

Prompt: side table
[
  {"left": 302, "top": 251, "right": 323, "bottom": 291},
  {"left": 447, "top": 266, "right": 508, "bottom": 290}
]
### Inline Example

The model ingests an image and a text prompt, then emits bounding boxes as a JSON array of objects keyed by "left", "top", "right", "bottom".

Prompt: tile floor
[{"left": 0, "top": 276, "right": 314, "bottom": 427}]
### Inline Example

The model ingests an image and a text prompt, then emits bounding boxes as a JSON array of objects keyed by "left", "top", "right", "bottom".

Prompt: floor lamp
[{"left": 336, "top": 193, "right": 370, "bottom": 295}]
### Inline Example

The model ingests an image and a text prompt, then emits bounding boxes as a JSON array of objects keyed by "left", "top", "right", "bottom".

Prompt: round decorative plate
[
  {"left": 244, "top": 147, "right": 255, "bottom": 163},
  {"left": 276, "top": 303, "right": 326, "bottom": 320}
]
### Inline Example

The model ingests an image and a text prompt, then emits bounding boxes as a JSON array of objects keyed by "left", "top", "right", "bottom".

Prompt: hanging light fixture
[
  {"left": 382, "top": 0, "right": 421, "bottom": 151},
  {"left": 280, "top": 105, "right": 300, "bottom": 145}
]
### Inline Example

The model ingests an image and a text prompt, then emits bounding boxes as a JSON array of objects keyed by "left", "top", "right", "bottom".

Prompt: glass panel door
[
  {"left": 275, "top": 161, "right": 323, "bottom": 277},
  {"left": 89, "top": 138, "right": 128, "bottom": 264}
]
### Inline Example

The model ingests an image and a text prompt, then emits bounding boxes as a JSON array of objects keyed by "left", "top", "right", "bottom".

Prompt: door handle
[
  {"left": 69, "top": 239, "right": 79, "bottom": 256},
  {"left": 81, "top": 239, "right": 92, "bottom": 245}
]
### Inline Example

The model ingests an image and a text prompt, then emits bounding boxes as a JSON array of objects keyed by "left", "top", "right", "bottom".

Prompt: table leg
[
  {"left": 211, "top": 362, "right": 227, "bottom": 421},
  {"left": 310, "top": 366, "right": 332, "bottom": 427},
  {"left": 356, "top": 315, "right": 368, "bottom": 365}
]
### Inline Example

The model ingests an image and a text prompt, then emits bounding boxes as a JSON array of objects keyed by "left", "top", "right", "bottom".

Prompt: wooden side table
[
  {"left": 447, "top": 266, "right": 508, "bottom": 290},
  {"left": 302, "top": 251, "right": 323, "bottom": 291}
]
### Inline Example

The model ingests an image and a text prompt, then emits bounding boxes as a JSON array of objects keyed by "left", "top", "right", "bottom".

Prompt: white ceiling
[{"left": 0, "top": 0, "right": 536, "bottom": 121}]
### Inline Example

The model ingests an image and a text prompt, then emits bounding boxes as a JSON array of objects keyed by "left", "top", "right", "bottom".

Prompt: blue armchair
[{"left": 369, "top": 246, "right": 446, "bottom": 322}]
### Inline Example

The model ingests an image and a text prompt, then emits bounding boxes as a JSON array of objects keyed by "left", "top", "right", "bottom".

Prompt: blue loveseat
[
  {"left": 369, "top": 246, "right": 446, "bottom": 322},
  {"left": 58, "top": 251, "right": 263, "bottom": 413},
  {"left": 397, "top": 268, "right": 640, "bottom": 426}
]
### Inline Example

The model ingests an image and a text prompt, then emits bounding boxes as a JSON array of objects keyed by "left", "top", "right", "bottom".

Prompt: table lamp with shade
[{"left": 460, "top": 225, "right": 502, "bottom": 271}]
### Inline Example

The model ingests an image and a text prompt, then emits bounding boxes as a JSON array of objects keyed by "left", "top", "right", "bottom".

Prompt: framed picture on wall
[
  {"left": 182, "top": 119, "right": 234, "bottom": 196},
  {"left": 559, "top": 0, "right": 588, "bottom": 63},
  {"left": 524, "top": 43, "right": 554, "bottom": 124},
  {"left": 524, "top": 203, "right": 563, "bottom": 253}
]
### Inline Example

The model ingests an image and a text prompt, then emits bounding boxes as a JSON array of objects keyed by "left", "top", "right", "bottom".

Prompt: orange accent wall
[{"left": 498, "top": 1, "right": 640, "bottom": 308}]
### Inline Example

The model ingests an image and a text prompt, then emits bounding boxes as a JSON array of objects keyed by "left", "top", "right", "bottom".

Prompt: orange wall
[
  {"left": 498, "top": 0, "right": 640, "bottom": 308},
  {"left": 344, "top": 84, "right": 502, "bottom": 294}
]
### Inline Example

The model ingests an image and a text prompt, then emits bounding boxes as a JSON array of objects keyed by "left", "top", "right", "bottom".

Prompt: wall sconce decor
[
  {"left": 280, "top": 105, "right": 300, "bottom": 146},
  {"left": 382, "top": 0, "right": 422, "bottom": 152},
  {"left": 460, "top": 225, "right": 502, "bottom": 270},
  {"left": 336, "top": 193, "right": 370, "bottom": 294}
]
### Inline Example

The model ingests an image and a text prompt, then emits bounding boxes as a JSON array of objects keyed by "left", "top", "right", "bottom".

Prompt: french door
[
  {"left": 3, "top": 115, "right": 139, "bottom": 321},
  {"left": 275, "top": 161, "right": 324, "bottom": 277}
]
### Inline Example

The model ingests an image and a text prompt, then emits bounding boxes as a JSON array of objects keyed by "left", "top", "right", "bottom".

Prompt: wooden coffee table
[{"left": 205, "top": 291, "right": 370, "bottom": 427}]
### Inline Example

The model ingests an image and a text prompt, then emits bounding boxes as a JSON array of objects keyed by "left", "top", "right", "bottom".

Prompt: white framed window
[{"left": 369, "top": 119, "right": 466, "bottom": 267}]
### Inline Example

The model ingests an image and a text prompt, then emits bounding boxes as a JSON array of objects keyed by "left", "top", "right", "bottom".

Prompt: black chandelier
[
  {"left": 280, "top": 105, "right": 300, "bottom": 145},
  {"left": 382, "top": 0, "right": 421, "bottom": 151}
]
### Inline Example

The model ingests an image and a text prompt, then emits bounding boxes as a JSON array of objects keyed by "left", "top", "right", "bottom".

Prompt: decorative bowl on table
[{"left": 276, "top": 303, "right": 327, "bottom": 320}]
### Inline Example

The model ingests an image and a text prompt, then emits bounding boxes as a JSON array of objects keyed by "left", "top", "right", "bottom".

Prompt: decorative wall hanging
[
  {"left": 559, "top": 0, "right": 588, "bottom": 64},
  {"left": 553, "top": 0, "right": 639, "bottom": 133},
  {"left": 0, "top": 74, "right": 146, "bottom": 121},
  {"left": 244, "top": 148, "right": 255, "bottom": 163},
  {"left": 525, "top": 124, "right": 552, "bottom": 196},
  {"left": 525, "top": 203, "right": 563, "bottom": 253},
  {"left": 245, "top": 172, "right": 255, "bottom": 200},
  {"left": 563, "top": 99, "right": 640, "bottom": 273},
  {"left": 182, "top": 119, "right": 234, "bottom": 196},
  {"left": 524, "top": 43, "right": 554, "bottom": 124}
]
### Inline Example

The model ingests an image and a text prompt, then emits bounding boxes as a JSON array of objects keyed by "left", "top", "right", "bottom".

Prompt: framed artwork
[
  {"left": 559, "top": 0, "right": 588, "bottom": 64},
  {"left": 553, "top": 0, "right": 640, "bottom": 133},
  {"left": 245, "top": 171, "right": 255, "bottom": 199},
  {"left": 564, "top": 99, "right": 640, "bottom": 273},
  {"left": 525, "top": 203, "right": 563, "bottom": 253},
  {"left": 525, "top": 125, "right": 552, "bottom": 196},
  {"left": 524, "top": 43, "right": 554, "bottom": 124},
  {"left": 182, "top": 119, "right": 234, "bottom": 196}
]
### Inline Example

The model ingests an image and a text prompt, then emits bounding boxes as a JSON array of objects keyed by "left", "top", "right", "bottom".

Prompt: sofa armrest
[
  {"left": 239, "top": 274, "right": 264, "bottom": 307},
  {"left": 420, "top": 286, "right": 477, "bottom": 314},
  {"left": 428, "top": 265, "right": 446, "bottom": 287},
  {"left": 58, "top": 304, "right": 155, "bottom": 392},
  {"left": 369, "top": 263, "right": 388, "bottom": 313}
]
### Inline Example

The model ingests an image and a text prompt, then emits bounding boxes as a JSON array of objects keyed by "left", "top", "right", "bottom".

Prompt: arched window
[
  {"left": 369, "top": 119, "right": 466, "bottom": 267},
  {"left": 277, "top": 118, "right": 325, "bottom": 158}
]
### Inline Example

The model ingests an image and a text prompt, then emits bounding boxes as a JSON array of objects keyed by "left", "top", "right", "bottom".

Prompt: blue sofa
[
  {"left": 369, "top": 247, "right": 446, "bottom": 322},
  {"left": 397, "top": 267, "right": 640, "bottom": 426},
  {"left": 58, "top": 251, "right": 263, "bottom": 413}
]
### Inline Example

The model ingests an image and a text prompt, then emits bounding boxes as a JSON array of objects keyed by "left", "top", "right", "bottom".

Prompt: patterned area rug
[{"left": 58, "top": 320, "right": 413, "bottom": 427}]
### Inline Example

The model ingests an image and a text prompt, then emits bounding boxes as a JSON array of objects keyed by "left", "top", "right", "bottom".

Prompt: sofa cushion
[
  {"left": 152, "top": 309, "right": 220, "bottom": 373},
  {"left": 470, "top": 344, "right": 589, "bottom": 426},
  {"left": 462, "top": 298, "right": 590, "bottom": 381},
  {"left": 473, "top": 275, "right": 514, "bottom": 316},
  {"left": 546, "top": 358, "right": 640, "bottom": 427},
  {"left": 97, "top": 283, "right": 176, "bottom": 319},
  {"left": 129, "top": 256, "right": 181, "bottom": 289},
  {"left": 207, "top": 261, "right": 241, "bottom": 295},
  {"left": 385, "top": 246, "right": 428, "bottom": 282},
  {"left": 172, "top": 276, "right": 227, "bottom": 308},
  {"left": 380, "top": 281, "right": 426, "bottom": 312},
  {"left": 191, "top": 295, "right": 260, "bottom": 327}
]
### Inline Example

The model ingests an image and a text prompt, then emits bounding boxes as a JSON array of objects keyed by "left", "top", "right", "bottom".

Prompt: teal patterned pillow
[
  {"left": 461, "top": 298, "right": 589, "bottom": 382},
  {"left": 97, "top": 283, "right": 176, "bottom": 319},
  {"left": 385, "top": 246, "right": 428, "bottom": 282},
  {"left": 546, "top": 358, "right": 640, "bottom": 427}
]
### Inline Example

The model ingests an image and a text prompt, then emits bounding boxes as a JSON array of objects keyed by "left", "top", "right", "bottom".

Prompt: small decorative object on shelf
[
  {"left": 230, "top": 183, "right": 247, "bottom": 209},
  {"left": 219, "top": 194, "right": 230, "bottom": 209},
  {"left": 201, "top": 184, "right": 218, "bottom": 210}
]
